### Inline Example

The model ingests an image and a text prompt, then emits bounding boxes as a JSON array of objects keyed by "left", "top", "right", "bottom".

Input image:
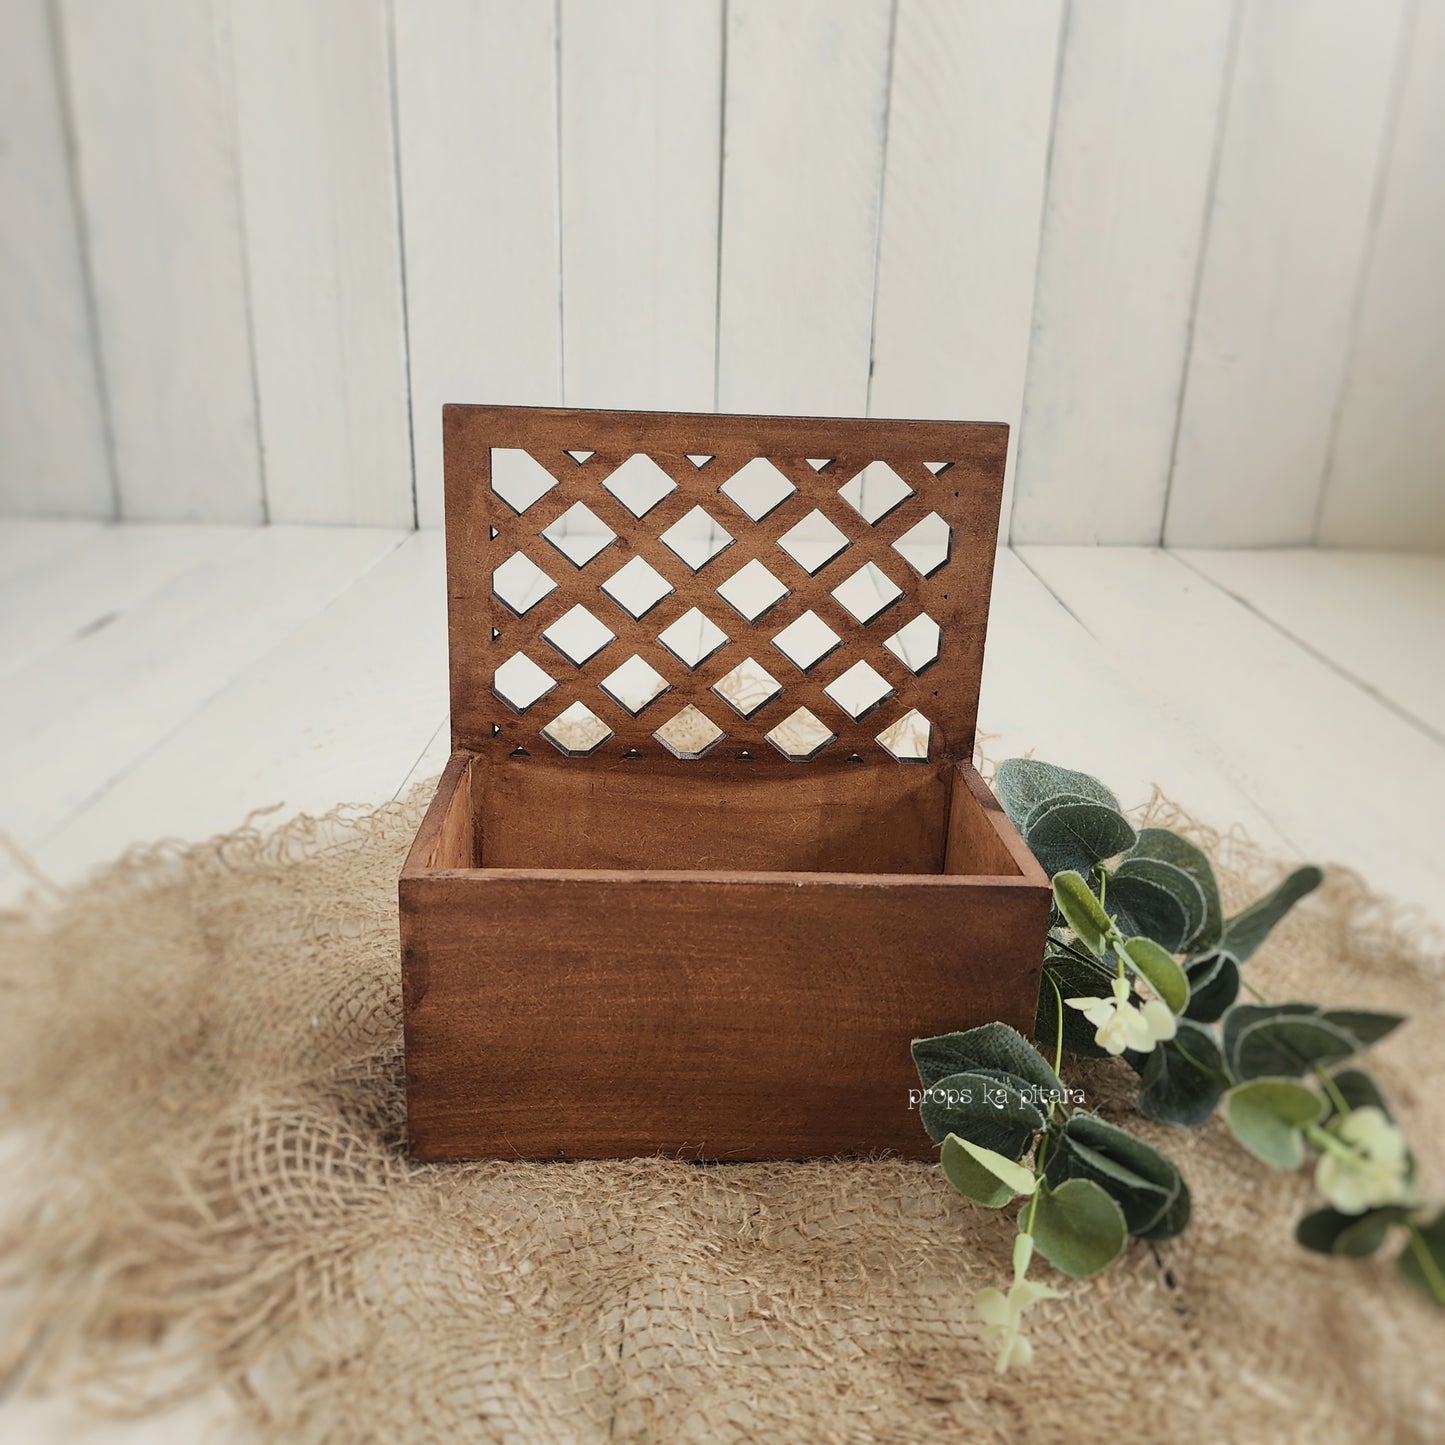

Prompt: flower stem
[{"left": 1406, "top": 1224, "right": 1445, "bottom": 1305}]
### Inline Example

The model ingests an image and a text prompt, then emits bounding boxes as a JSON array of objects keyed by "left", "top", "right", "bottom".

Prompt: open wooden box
[{"left": 401, "top": 406, "right": 1051, "bottom": 1161}]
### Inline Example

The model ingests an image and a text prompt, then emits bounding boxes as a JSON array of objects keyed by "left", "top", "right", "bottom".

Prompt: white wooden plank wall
[
  {"left": 715, "top": 0, "right": 893, "bottom": 415},
  {"left": 1, "top": 0, "right": 1441, "bottom": 547},
  {"left": 230, "top": 0, "right": 414, "bottom": 528}
]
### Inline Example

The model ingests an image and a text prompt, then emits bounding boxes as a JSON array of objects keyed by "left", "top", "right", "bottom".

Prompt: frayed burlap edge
[{"left": 0, "top": 782, "right": 1442, "bottom": 1445}]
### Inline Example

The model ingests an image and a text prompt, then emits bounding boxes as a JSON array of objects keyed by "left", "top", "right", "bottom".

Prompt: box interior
[{"left": 418, "top": 753, "right": 1026, "bottom": 878}]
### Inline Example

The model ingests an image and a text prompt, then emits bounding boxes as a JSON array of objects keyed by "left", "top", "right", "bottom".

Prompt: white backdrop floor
[{"left": 0, "top": 521, "right": 1441, "bottom": 1438}]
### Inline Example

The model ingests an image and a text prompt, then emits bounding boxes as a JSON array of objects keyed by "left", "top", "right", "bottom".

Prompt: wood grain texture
[
  {"left": 715, "top": 0, "right": 893, "bottom": 415},
  {"left": 401, "top": 754, "right": 1049, "bottom": 1161},
  {"left": 443, "top": 406, "right": 1007, "bottom": 764},
  {"left": 559, "top": 0, "right": 722, "bottom": 411},
  {"left": 868, "top": 0, "right": 1061, "bottom": 536},
  {"left": 1012, "top": 0, "right": 1234, "bottom": 545},
  {"left": 1165, "top": 0, "right": 1411, "bottom": 547},
  {"left": 0, "top": 526, "right": 405, "bottom": 854},
  {"left": 230, "top": 0, "right": 414, "bottom": 527},
  {"left": 1320, "top": 0, "right": 1445, "bottom": 549},
  {"left": 1175, "top": 547, "right": 1445, "bottom": 744},
  {"left": 27, "top": 531, "right": 445, "bottom": 885},
  {"left": 60, "top": 0, "right": 262, "bottom": 522},
  {"left": 0, "top": 0, "right": 112, "bottom": 518},
  {"left": 394, "top": 0, "right": 562, "bottom": 528},
  {"left": 1021, "top": 544, "right": 1445, "bottom": 919}
]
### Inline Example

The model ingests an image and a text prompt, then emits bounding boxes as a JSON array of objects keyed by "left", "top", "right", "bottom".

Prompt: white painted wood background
[{"left": 2, "top": 0, "right": 1442, "bottom": 546}]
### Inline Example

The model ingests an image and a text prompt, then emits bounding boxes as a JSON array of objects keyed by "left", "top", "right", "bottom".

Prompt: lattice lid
[{"left": 443, "top": 406, "right": 1007, "bottom": 768}]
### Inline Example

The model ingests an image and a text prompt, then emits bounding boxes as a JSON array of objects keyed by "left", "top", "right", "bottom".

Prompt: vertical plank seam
[
  {"left": 385, "top": 0, "right": 420, "bottom": 529},
  {"left": 553, "top": 0, "right": 566, "bottom": 405},
  {"left": 1311, "top": 0, "right": 1422, "bottom": 546},
  {"left": 217, "top": 0, "right": 270, "bottom": 524},
  {"left": 1007, "top": 0, "right": 1074, "bottom": 545},
  {"left": 1157, "top": 0, "right": 1244, "bottom": 548},
  {"left": 863, "top": 0, "right": 901, "bottom": 419},
  {"left": 46, "top": 0, "right": 120, "bottom": 521},
  {"left": 711, "top": 0, "right": 730, "bottom": 413}
]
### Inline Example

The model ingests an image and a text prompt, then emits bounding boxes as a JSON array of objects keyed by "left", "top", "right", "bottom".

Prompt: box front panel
[{"left": 401, "top": 872, "right": 1048, "bottom": 1161}]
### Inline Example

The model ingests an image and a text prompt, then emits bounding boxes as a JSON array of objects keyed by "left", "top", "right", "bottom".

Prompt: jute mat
[{"left": 0, "top": 783, "right": 1441, "bottom": 1444}]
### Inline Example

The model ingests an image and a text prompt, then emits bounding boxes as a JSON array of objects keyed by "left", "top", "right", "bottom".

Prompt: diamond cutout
[
  {"left": 777, "top": 509, "right": 850, "bottom": 575},
  {"left": 884, "top": 612, "right": 942, "bottom": 673},
  {"left": 491, "top": 448, "right": 559, "bottom": 514},
  {"left": 653, "top": 704, "right": 725, "bottom": 760},
  {"left": 657, "top": 607, "right": 729, "bottom": 670},
  {"left": 599, "top": 654, "right": 670, "bottom": 716},
  {"left": 493, "top": 652, "right": 557, "bottom": 714},
  {"left": 600, "top": 555, "right": 674, "bottom": 619},
  {"left": 839, "top": 462, "right": 913, "bottom": 525},
  {"left": 602, "top": 454, "right": 678, "bottom": 518},
  {"left": 542, "top": 604, "right": 615, "bottom": 666},
  {"left": 772, "top": 610, "right": 842, "bottom": 672},
  {"left": 660, "top": 505, "right": 734, "bottom": 571},
  {"left": 716, "top": 559, "right": 789, "bottom": 622},
  {"left": 831, "top": 561, "right": 903, "bottom": 624},
  {"left": 765, "top": 707, "right": 836, "bottom": 762},
  {"left": 712, "top": 657, "right": 783, "bottom": 719},
  {"left": 686, "top": 454, "right": 714, "bottom": 468},
  {"left": 806, "top": 458, "right": 832, "bottom": 471},
  {"left": 566, "top": 449, "right": 594, "bottom": 464},
  {"left": 541, "top": 701, "right": 613, "bottom": 757},
  {"left": 823, "top": 660, "right": 895, "bottom": 720},
  {"left": 877, "top": 708, "right": 931, "bottom": 763},
  {"left": 719, "top": 457, "right": 796, "bottom": 521},
  {"left": 892, "top": 511, "right": 951, "bottom": 577},
  {"left": 542, "top": 501, "right": 617, "bottom": 568},
  {"left": 492, "top": 551, "right": 558, "bottom": 616}
]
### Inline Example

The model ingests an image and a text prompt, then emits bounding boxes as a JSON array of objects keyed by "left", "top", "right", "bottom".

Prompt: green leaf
[
  {"left": 1110, "top": 858, "right": 1206, "bottom": 953},
  {"left": 1227, "top": 1009, "right": 1362, "bottom": 1081},
  {"left": 1047, "top": 1114, "right": 1189, "bottom": 1239},
  {"left": 1036, "top": 948, "right": 1112, "bottom": 1060},
  {"left": 1052, "top": 871, "right": 1115, "bottom": 954},
  {"left": 995, "top": 759, "right": 1120, "bottom": 833},
  {"left": 912, "top": 1023, "right": 1065, "bottom": 1101},
  {"left": 1023, "top": 1179, "right": 1129, "bottom": 1280},
  {"left": 1026, "top": 800, "right": 1137, "bottom": 877},
  {"left": 1182, "top": 950, "right": 1241, "bottom": 1023},
  {"left": 1223, "top": 1078, "right": 1326, "bottom": 1168},
  {"left": 1222, "top": 865, "right": 1324, "bottom": 963},
  {"left": 1119, "top": 935, "right": 1189, "bottom": 1015},
  {"left": 1297, "top": 1205, "right": 1408, "bottom": 1258},
  {"left": 1105, "top": 875, "right": 1188, "bottom": 954},
  {"left": 952, "top": 1136, "right": 1039, "bottom": 1197},
  {"left": 1321, "top": 1068, "right": 1389, "bottom": 1122},
  {"left": 1319, "top": 1009, "right": 1404, "bottom": 1049},
  {"left": 1125, "top": 828, "right": 1223, "bottom": 951},
  {"left": 1398, "top": 1212, "right": 1445, "bottom": 1306},
  {"left": 919, "top": 1071, "right": 1047, "bottom": 1157},
  {"left": 940, "top": 1133, "right": 1017, "bottom": 1208},
  {"left": 1136, "top": 1021, "right": 1226, "bottom": 1127}
]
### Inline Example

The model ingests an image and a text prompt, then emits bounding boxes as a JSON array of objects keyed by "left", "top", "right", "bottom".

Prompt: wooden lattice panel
[{"left": 443, "top": 406, "right": 1008, "bottom": 768}]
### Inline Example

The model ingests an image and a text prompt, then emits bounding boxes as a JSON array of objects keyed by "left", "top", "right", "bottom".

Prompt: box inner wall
[{"left": 425, "top": 754, "right": 1022, "bottom": 877}]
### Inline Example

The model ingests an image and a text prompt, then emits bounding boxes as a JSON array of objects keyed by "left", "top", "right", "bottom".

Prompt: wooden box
[{"left": 401, "top": 406, "right": 1051, "bottom": 1161}]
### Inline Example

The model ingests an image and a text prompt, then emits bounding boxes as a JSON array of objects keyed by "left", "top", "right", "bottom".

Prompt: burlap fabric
[{"left": 0, "top": 781, "right": 1441, "bottom": 1444}]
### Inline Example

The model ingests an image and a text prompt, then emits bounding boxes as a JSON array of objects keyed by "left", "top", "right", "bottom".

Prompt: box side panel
[{"left": 401, "top": 873, "right": 1050, "bottom": 1161}]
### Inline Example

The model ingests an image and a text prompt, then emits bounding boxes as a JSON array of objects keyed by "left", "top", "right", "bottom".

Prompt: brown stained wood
[
  {"left": 944, "top": 762, "right": 1034, "bottom": 877},
  {"left": 473, "top": 753, "right": 955, "bottom": 873},
  {"left": 401, "top": 863, "right": 1050, "bottom": 1162},
  {"left": 404, "top": 405, "right": 1050, "bottom": 1161},
  {"left": 443, "top": 405, "right": 1007, "bottom": 765}
]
